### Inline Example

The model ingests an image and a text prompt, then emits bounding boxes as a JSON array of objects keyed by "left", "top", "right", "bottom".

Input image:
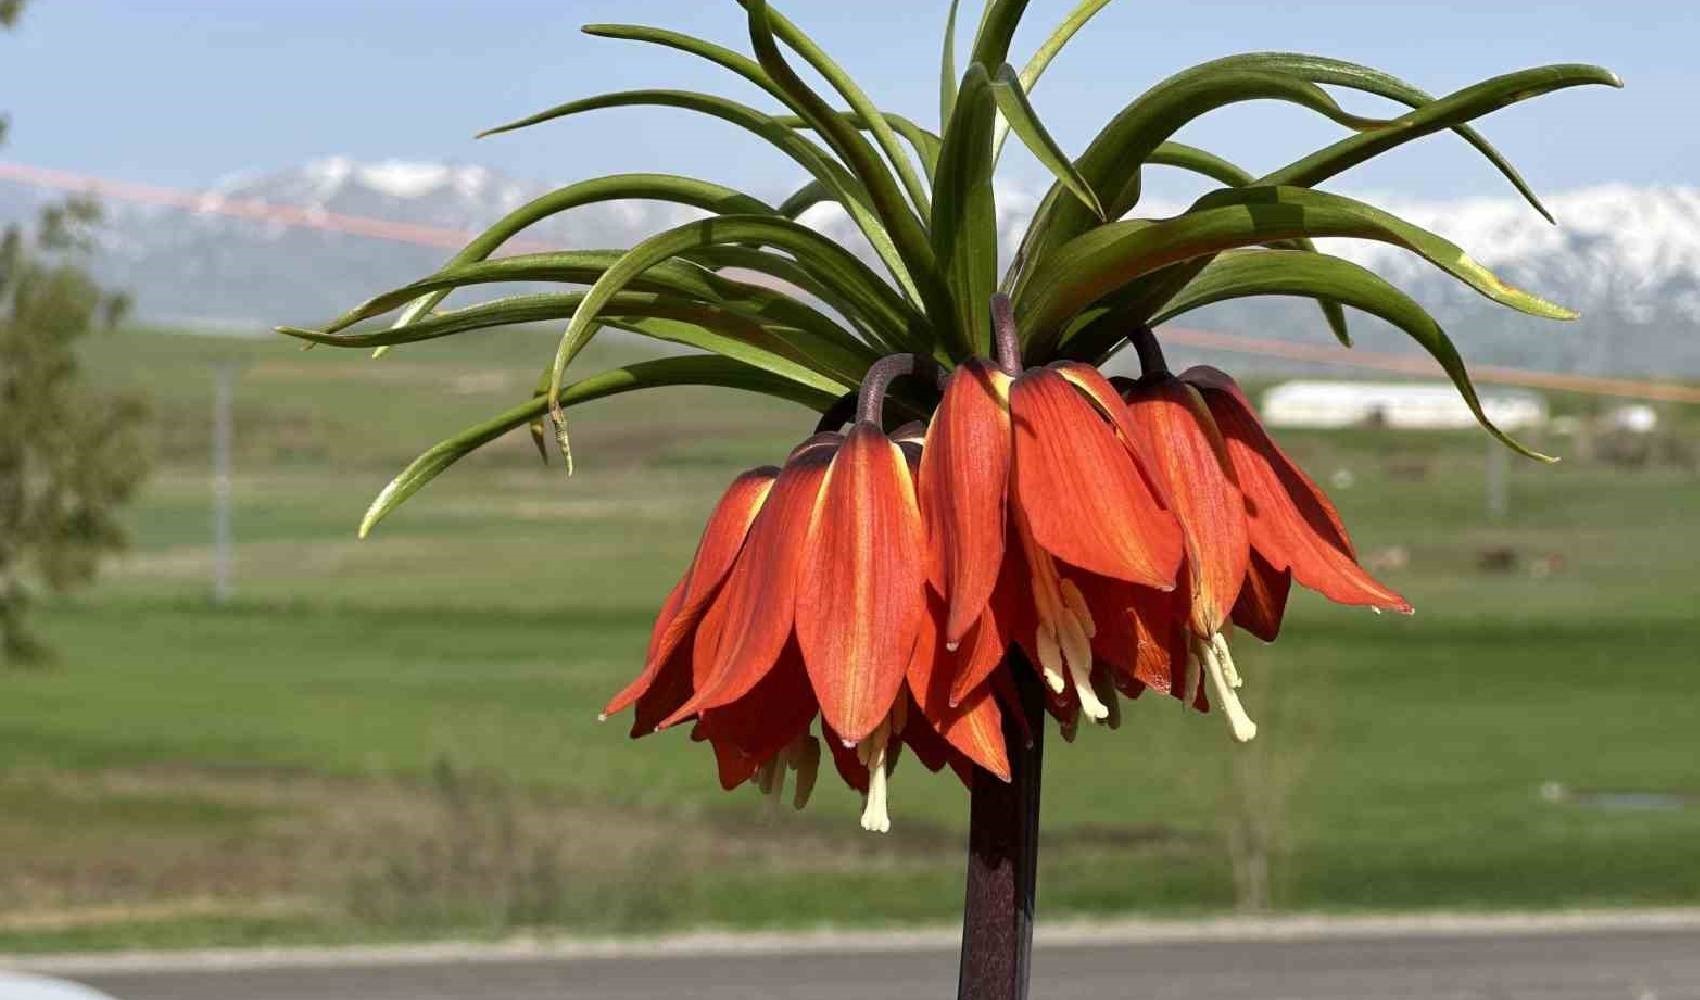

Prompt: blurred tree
[{"left": 2, "top": 0, "right": 150, "bottom": 664}]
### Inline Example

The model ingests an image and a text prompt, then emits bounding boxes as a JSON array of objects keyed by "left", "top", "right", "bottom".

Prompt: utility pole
[{"left": 211, "top": 363, "right": 235, "bottom": 605}]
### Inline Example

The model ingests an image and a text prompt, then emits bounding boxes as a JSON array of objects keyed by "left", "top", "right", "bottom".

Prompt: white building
[{"left": 1260, "top": 381, "right": 1548, "bottom": 431}]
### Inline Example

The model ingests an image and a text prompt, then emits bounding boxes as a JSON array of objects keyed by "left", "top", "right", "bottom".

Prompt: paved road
[{"left": 52, "top": 927, "right": 1700, "bottom": 1000}]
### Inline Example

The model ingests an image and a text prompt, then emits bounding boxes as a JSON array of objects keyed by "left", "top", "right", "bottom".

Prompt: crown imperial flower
[{"left": 291, "top": 4, "right": 1613, "bottom": 991}]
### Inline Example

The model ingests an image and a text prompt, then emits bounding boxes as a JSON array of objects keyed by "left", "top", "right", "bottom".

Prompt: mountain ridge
[{"left": 2, "top": 158, "right": 1694, "bottom": 377}]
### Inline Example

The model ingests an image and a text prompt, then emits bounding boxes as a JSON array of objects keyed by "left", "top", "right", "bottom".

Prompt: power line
[{"left": 4, "top": 160, "right": 1696, "bottom": 405}]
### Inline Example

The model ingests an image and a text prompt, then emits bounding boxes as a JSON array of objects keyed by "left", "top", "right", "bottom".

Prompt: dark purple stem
[
  {"left": 990, "top": 294, "right": 1022, "bottom": 376},
  {"left": 957, "top": 658, "right": 1045, "bottom": 1000},
  {"left": 856, "top": 353, "right": 935, "bottom": 426},
  {"left": 1127, "top": 324, "right": 1169, "bottom": 378},
  {"left": 813, "top": 391, "right": 857, "bottom": 433}
]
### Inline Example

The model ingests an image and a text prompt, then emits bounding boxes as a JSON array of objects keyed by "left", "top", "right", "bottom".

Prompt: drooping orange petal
[
  {"left": 822, "top": 719, "right": 869, "bottom": 793},
  {"left": 1232, "top": 547, "right": 1292, "bottom": 642},
  {"left": 661, "top": 435, "right": 840, "bottom": 727},
  {"left": 601, "top": 467, "right": 777, "bottom": 719},
  {"left": 796, "top": 423, "right": 927, "bottom": 745},
  {"left": 918, "top": 360, "right": 1012, "bottom": 646},
  {"left": 1182, "top": 366, "right": 1408, "bottom": 612},
  {"left": 945, "top": 605, "right": 1008, "bottom": 708},
  {"left": 907, "top": 592, "right": 1011, "bottom": 781},
  {"left": 1010, "top": 367, "right": 1182, "bottom": 588},
  {"left": 630, "top": 588, "right": 694, "bottom": 736},
  {"left": 1071, "top": 570, "right": 1188, "bottom": 698},
  {"left": 1121, "top": 376, "right": 1249, "bottom": 635},
  {"left": 695, "top": 639, "right": 817, "bottom": 787}
]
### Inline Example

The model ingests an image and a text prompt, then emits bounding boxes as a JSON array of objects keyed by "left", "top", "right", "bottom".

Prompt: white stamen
[
  {"left": 1196, "top": 636, "right": 1257, "bottom": 743},
  {"left": 1035, "top": 622, "right": 1067, "bottom": 693},
  {"left": 1211, "top": 631, "right": 1242, "bottom": 690},
  {"left": 945, "top": 640, "right": 961, "bottom": 652},
  {"left": 860, "top": 747, "right": 890, "bottom": 834},
  {"left": 1066, "top": 644, "right": 1108, "bottom": 722},
  {"left": 1059, "top": 580, "right": 1096, "bottom": 639},
  {"left": 857, "top": 714, "right": 894, "bottom": 833}
]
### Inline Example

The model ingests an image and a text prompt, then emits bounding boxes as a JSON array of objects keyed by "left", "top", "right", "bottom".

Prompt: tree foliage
[{"left": 2, "top": 3, "right": 150, "bottom": 664}]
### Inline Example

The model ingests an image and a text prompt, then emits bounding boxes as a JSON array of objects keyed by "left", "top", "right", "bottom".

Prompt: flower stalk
[{"left": 957, "top": 659, "right": 1044, "bottom": 1000}]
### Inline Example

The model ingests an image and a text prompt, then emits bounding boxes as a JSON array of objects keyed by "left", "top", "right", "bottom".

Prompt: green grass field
[{"left": 2, "top": 327, "right": 1696, "bottom": 952}]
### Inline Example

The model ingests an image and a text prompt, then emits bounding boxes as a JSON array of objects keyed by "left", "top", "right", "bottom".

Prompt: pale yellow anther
[
  {"left": 857, "top": 711, "right": 896, "bottom": 833},
  {"left": 1018, "top": 517, "right": 1104, "bottom": 722},
  {"left": 1035, "top": 622, "right": 1067, "bottom": 693},
  {"left": 1194, "top": 635, "right": 1257, "bottom": 743}
]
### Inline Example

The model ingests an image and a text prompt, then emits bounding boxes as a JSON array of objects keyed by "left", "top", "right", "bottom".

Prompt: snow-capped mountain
[
  {"left": 2, "top": 158, "right": 1696, "bottom": 376},
  {"left": 0, "top": 157, "right": 705, "bottom": 329}
]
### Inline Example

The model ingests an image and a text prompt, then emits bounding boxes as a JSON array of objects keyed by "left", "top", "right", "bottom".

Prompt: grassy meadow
[{"left": 1, "top": 326, "right": 1697, "bottom": 952}]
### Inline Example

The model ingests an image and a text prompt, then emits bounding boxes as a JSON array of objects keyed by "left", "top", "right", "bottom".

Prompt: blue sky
[{"left": 1, "top": 1, "right": 1690, "bottom": 203}]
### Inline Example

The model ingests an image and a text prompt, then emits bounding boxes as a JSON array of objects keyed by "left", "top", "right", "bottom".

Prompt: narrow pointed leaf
[
  {"left": 968, "top": 0, "right": 1031, "bottom": 71},
  {"left": 931, "top": 64, "right": 1000, "bottom": 357},
  {"left": 480, "top": 88, "right": 920, "bottom": 302},
  {"left": 1207, "top": 52, "right": 1565, "bottom": 222},
  {"left": 1151, "top": 248, "right": 1555, "bottom": 460},
  {"left": 359, "top": 357, "right": 839, "bottom": 538},
  {"left": 1264, "top": 64, "right": 1621, "bottom": 192},
  {"left": 989, "top": 64, "right": 1103, "bottom": 219},
  {"left": 992, "top": 0, "right": 1113, "bottom": 157},
  {"left": 1020, "top": 185, "right": 1575, "bottom": 354},
  {"left": 382, "top": 174, "right": 772, "bottom": 332},
  {"left": 1012, "top": 65, "right": 1394, "bottom": 283},
  {"left": 1145, "top": 142, "right": 1350, "bottom": 344},
  {"left": 543, "top": 213, "right": 929, "bottom": 416},
  {"left": 745, "top": 0, "right": 942, "bottom": 310},
  {"left": 939, "top": 0, "right": 963, "bottom": 127}
]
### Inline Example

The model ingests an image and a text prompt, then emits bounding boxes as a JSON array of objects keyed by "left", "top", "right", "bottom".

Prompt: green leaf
[
  {"left": 1149, "top": 249, "right": 1552, "bottom": 460},
  {"left": 676, "top": 244, "right": 897, "bottom": 351},
  {"left": 1145, "top": 142, "right": 1350, "bottom": 345},
  {"left": 283, "top": 290, "right": 854, "bottom": 391},
  {"left": 989, "top": 63, "right": 1103, "bottom": 219},
  {"left": 377, "top": 174, "right": 771, "bottom": 335},
  {"left": 778, "top": 179, "right": 831, "bottom": 219},
  {"left": 744, "top": 0, "right": 939, "bottom": 304},
  {"left": 1264, "top": 63, "right": 1621, "bottom": 192},
  {"left": 1020, "top": 185, "right": 1575, "bottom": 354},
  {"left": 931, "top": 64, "right": 1000, "bottom": 358},
  {"left": 323, "top": 252, "right": 720, "bottom": 333},
  {"left": 480, "top": 88, "right": 920, "bottom": 303},
  {"left": 968, "top": 0, "right": 1031, "bottom": 71},
  {"left": 1146, "top": 141, "right": 1255, "bottom": 187},
  {"left": 542, "top": 213, "right": 930, "bottom": 431},
  {"left": 1010, "top": 66, "right": 1393, "bottom": 291},
  {"left": 775, "top": 112, "right": 942, "bottom": 181},
  {"left": 358, "top": 356, "right": 840, "bottom": 538},
  {"left": 992, "top": 0, "right": 1114, "bottom": 158},
  {"left": 738, "top": 0, "right": 934, "bottom": 217},
  {"left": 1208, "top": 52, "right": 1578, "bottom": 222},
  {"left": 940, "top": 0, "right": 962, "bottom": 127}
]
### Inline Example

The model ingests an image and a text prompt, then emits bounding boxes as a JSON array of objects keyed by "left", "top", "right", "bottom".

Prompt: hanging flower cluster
[
  {"left": 286, "top": 3, "right": 1610, "bottom": 833},
  {"left": 603, "top": 297, "right": 1407, "bottom": 831}
]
